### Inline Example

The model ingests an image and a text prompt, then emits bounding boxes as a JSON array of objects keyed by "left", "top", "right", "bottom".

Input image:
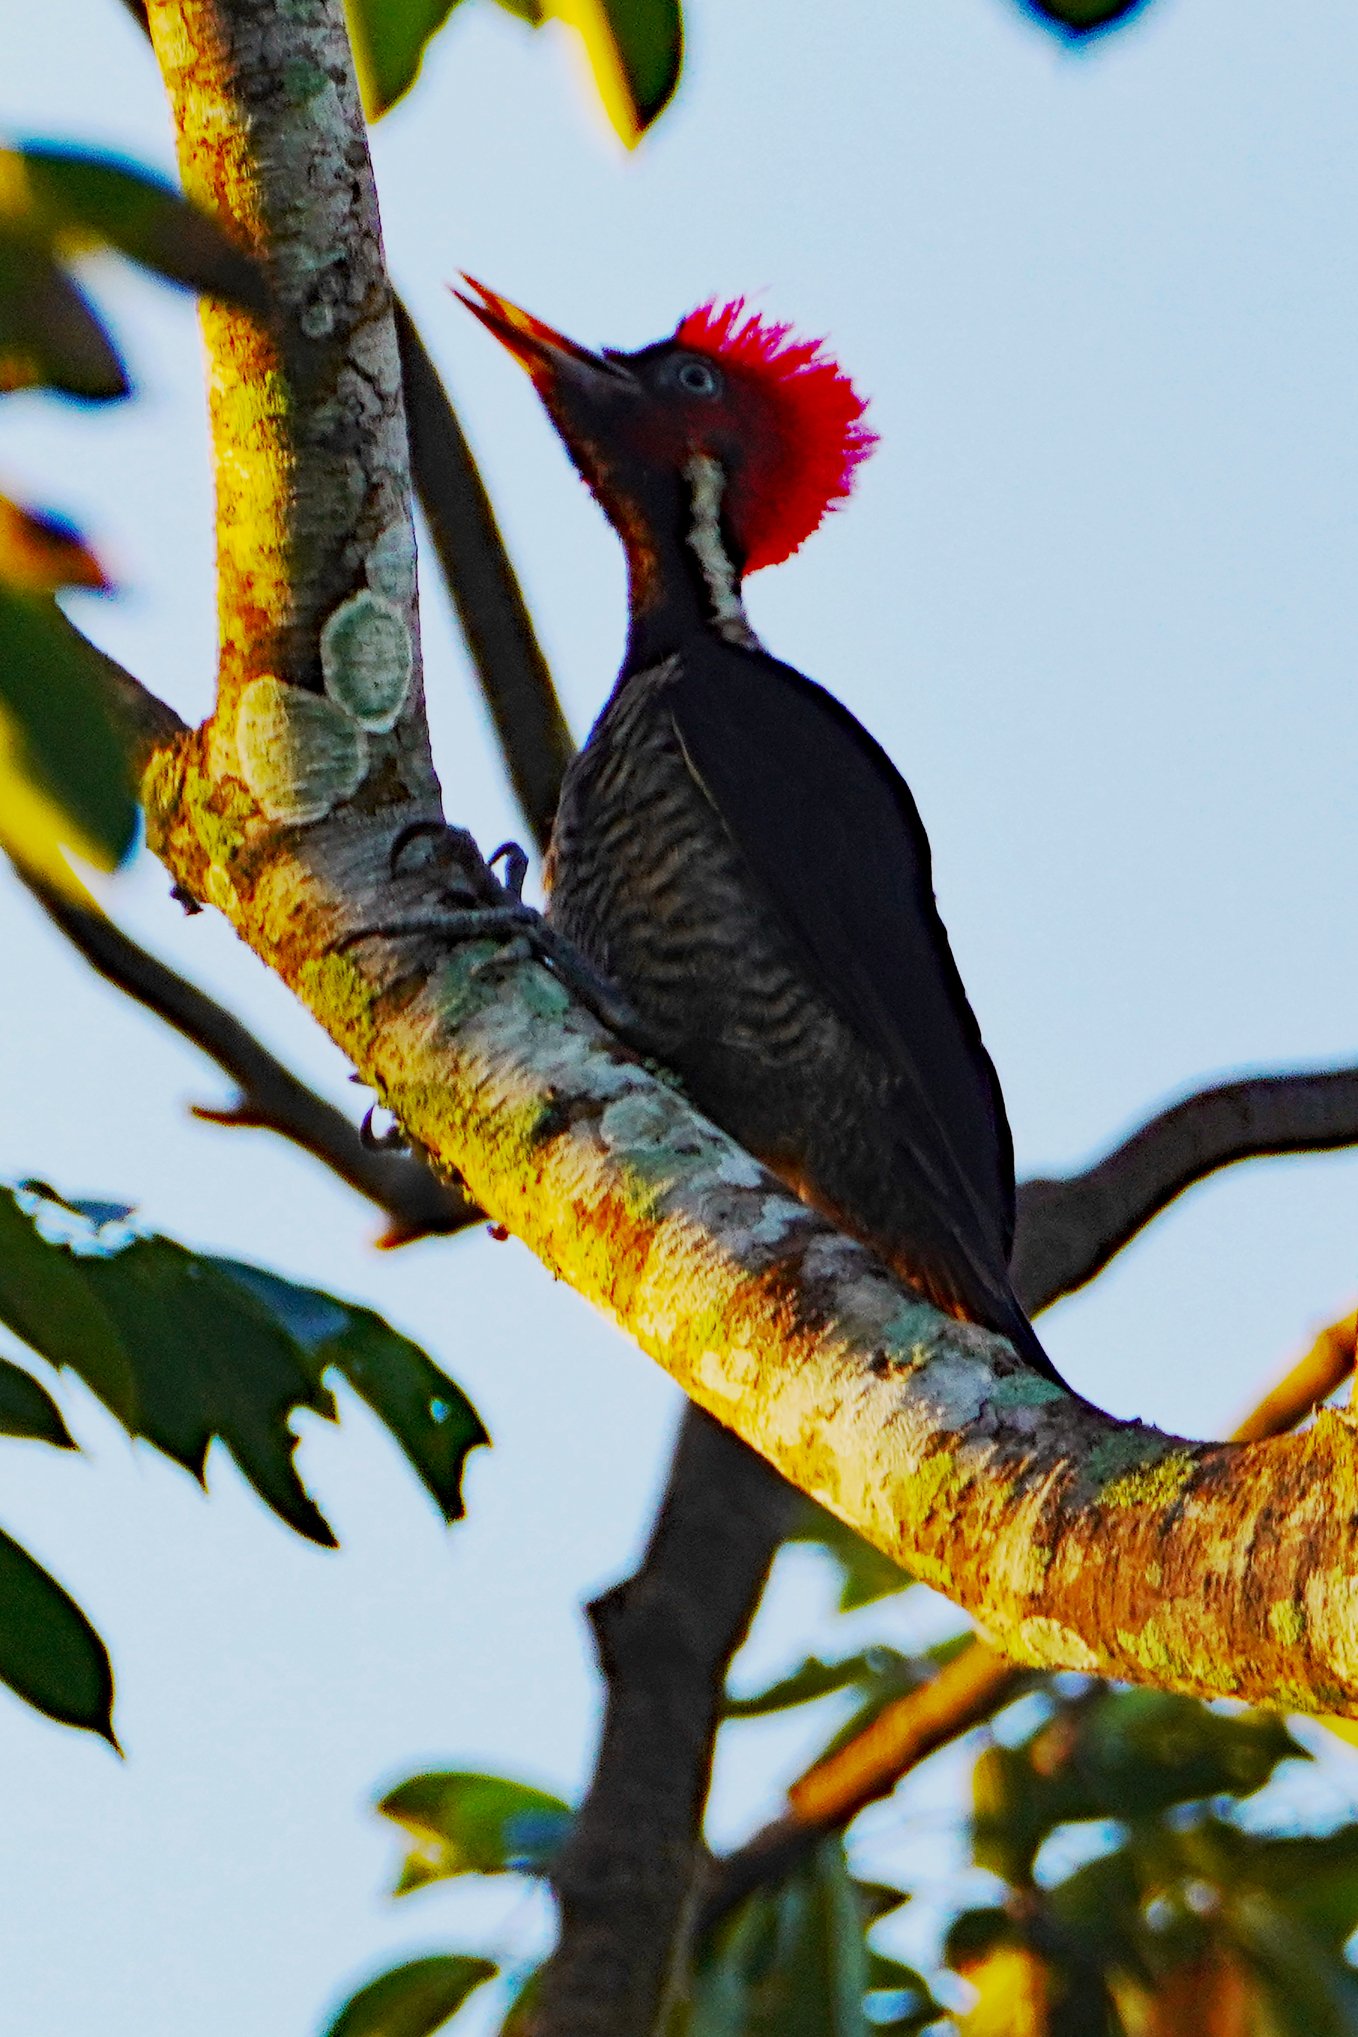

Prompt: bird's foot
[{"left": 336, "top": 821, "right": 656, "bottom": 1050}]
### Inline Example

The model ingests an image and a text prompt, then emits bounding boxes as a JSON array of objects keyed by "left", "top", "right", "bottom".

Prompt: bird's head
[{"left": 456, "top": 281, "right": 875, "bottom": 588}]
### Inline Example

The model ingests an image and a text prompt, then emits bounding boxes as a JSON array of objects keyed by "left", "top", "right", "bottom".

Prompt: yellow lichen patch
[
  {"left": 1305, "top": 1571, "right": 1358, "bottom": 1689},
  {"left": 1116, "top": 1614, "right": 1237, "bottom": 1692},
  {"left": 295, "top": 948, "right": 379, "bottom": 1062},
  {"left": 1017, "top": 1616, "right": 1101, "bottom": 1673},
  {"left": 1098, "top": 1447, "right": 1197, "bottom": 1512},
  {"left": 203, "top": 863, "right": 235, "bottom": 915},
  {"left": 1269, "top": 1600, "right": 1306, "bottom": 1648}
]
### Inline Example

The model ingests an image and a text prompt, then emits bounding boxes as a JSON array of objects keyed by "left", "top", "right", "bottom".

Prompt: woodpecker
[{"left": 458, "top": 281, "right": 1064, "bottom": 1389}]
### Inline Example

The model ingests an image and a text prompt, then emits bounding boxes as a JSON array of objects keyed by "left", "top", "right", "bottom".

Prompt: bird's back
[{"left": 545, "top": 643, "right": 1042, "bottom": 1359}]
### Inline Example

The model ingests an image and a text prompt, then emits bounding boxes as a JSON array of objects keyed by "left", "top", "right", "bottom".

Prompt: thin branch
[
  {"left": 1229, "top": 1306, "right": 1356, "bottom": 1444},
  {"left": 1012, "top": 1068, "right": 1358, "bottom": 1314},
  {"left": 699, "top": 1301, "right": 1357, "bottom": 1928},
  {"left": 396, "top": 297, "right": 575, "bottom": 856},
  {"left": 698, "top": 1644, "right": 1024, "bottom": 1936},
  {"left": 10, "top": 857, "right": 479, "bottom": 1245}
]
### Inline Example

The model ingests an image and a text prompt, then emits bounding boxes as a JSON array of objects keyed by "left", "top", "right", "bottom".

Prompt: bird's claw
[
  {"left": 361, "top": 1103, "right": 409, "bottom": 1152},
  {"left": 337, "top": 822, "right": 662, "bottom": 1054}
]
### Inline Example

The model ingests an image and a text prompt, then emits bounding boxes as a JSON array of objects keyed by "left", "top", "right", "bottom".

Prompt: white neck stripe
[{"left": 684, "top": 455, "right": 760, "bottom": 650}]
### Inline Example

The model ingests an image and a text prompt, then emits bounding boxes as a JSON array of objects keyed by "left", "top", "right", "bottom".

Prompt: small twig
[
  {"left": 11, "top": 857, "right": 479, "bottom": 1247},
  {"left": 698, "top": 1301, "right": 1358, "bottom": 1930},
  {"left": 1012, "top": 1067, "right": 1358, "bottom": 1314},
  {"left": 396, "top": 296, "right": 575, "bottom": 857}
]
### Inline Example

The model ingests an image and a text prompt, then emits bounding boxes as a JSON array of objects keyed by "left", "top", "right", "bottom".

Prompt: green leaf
[
  {"left": 0, "top": 1187, "right": 485, "bottom": 1545},
  {"left": 0, "top": 233, "right": 128, "bottom": 400},
  {"left": 725, "top": 1647, "right": 917, "bottom": 1720},
  {"left": 974, "top": 1689, "right": 1306, "bottom": 1886},
  {"left": 0, "top": 1523, "right": 114, "bottom": 1739},
  {"left": 685, "top": 1839, "right": 872, "bottom": 2037},
  {"left": 346, "top": 0, "right": 471, "bottom": 120},
  {"left": 788, "top": 1499, "right": 913, "bottom": 1611},
  {"left": 1019, "top": 0, "right": 1151, "bottom": 36},
  {"left": 212, "top": 1261, "right": 487, "bottom": 1524},
  {"left": 0, "top": 1355, "right": 74, "bottom": 1447},
  {"left": 378, "top": 1771, "right": 571, "bottom": 1892},
  {"left": 9, "top": 146, "right": 266, "bottom": 312},
  {"left": 555, "top": 0, "right": 683, "bottom": 148},
  {"left": 0, "top": 591, "right": 138, "bottom": 889},
  {"left": 322, "top": 1954, "right": 497, "bottom": 2037}
]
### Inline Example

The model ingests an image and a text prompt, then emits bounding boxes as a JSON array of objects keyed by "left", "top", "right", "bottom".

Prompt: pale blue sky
[{"left": 2, "top": 0, "right": 1358, "bottom": 2029}]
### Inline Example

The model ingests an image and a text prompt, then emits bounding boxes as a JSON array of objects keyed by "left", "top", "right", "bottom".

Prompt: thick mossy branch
[
  {"left": 141, "top": 742, "right": 1358, "bottom": 1717},
  {"left": 141, "top": 0, "right": 1358, "bottom": 1759}
]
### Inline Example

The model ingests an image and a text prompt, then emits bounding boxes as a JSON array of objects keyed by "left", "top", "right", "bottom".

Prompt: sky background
[{"left": 3, "top": 0, "right": 1358, "bottom": 2028}]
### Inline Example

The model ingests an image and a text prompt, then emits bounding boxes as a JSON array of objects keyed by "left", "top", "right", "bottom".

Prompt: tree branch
[
  {"left": 130, "top": 31, "right": 1358, "bottom": 2037},
  {"left": 396, "top": 298, "right": 575, "bottom": 857},
  {"left": 533, "top": 1409, "right": 800, "bottom": 2036},
  {"left": 698, "top": 1301, "right": 1358, "bottom": 1931},
  {"left": 533, "top": 1070, "right": 1358, "bottom": 2036},
  {"left": 1012, "top": 1068, "right": 1358, "bottom": 1314},
  {"left": 9, "top": 855, "right": 477, "bottom": 1246}
]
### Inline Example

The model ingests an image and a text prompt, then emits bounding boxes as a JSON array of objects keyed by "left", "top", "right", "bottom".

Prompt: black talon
[
  {"left": 488, "top": 840, "right": 529, "bottom": 903},
  {"left": 360, "top": 1103, "right": 409, "bottom": 1152}
]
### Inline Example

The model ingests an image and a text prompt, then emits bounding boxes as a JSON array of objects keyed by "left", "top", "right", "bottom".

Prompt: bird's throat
[
  {"left": 622, "top": 454, "right": 761, "bottom": 671},
  {"left": 682, "top": 454, "right": 759, "bottom": 651}
]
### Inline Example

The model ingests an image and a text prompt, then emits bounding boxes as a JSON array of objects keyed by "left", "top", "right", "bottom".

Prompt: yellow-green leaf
[
  {"left": 552, "top": 0, "right": 682, "bottom": 148},
  {"left": 346, "top": 0, "right": 471, "bottom": 120}
]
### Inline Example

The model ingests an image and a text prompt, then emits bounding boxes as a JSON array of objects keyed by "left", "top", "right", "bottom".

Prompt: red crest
[{"left": 673, "top": 299, "right": 876, "bottom": 573}]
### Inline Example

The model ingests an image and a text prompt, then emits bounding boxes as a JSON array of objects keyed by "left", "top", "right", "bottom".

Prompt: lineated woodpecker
[{"left": 459, "top": 281, "right": 1065, "bottom": 1389}]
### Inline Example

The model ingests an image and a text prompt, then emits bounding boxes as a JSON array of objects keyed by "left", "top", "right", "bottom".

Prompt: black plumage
[{"left": 460, "top": 280, "right": 1064, "bottom": 1387}]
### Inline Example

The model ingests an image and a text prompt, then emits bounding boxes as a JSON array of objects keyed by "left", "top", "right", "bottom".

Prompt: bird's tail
[{"left": 996, "top": 1287, "right": 1075, "bottom": 1397}]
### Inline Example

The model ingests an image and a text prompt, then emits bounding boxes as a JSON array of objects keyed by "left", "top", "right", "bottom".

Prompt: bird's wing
[{"left": 668, "top": 644, "right": 1017, "bottom": 1265}]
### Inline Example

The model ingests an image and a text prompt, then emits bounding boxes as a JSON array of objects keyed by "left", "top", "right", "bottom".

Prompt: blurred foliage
[
  {"left": 0, "top": 142, "right": 260, "bottom": 890},
  {"left": 345, "top": 0, "right": 1159, "bottom": 139},
  {"left": 0, "top": 1182, "right": 484, "bottom": 1732},
  {"left": 0, "top": 143, "right": 263, "bottom": 398},
  {"left": 321, "top": 1953, "right": 499, "bottom": 2037},
  {"left": 1019, "top": 0, "right": 1154, "bottom": 37},
  {"left": 341, "top": 1633, "right": 1358, "bottom": 2034},
  {"left": 378, "top": 1769, "right": 572, "bottom": 1890},
  {"left": 0, "top": 587, "right": 136, "bottom": 894}
]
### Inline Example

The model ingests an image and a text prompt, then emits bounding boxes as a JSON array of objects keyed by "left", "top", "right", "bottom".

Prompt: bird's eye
[{"left": 677, "top": 358, "right": 720, "bottom": 397}]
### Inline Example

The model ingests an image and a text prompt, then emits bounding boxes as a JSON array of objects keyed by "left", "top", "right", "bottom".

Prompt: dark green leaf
[
  {"left": 322, "top": 1954, "right": 497, "bottom": 2037},
  {"left": 0, "top": 232, "right": 128, "bottom": 400},
  {"left": 346, "top": 0, "right": 471, "bottom": 120},
  {"left": 974, "top": 1689, "right": 1305, "bottom": 1885},
  {"left": 488, "top": 0, "right": 543, "bottom": 20},
  {"left": 581, "top": 0, "right": 684, "bottom": 146},
  {"left": 1227, "top": 1895, "right": 1358, "bottom": 2037},
  {"left": 0, "top": 1355, "right": 74, "bottom": 1448},
  {"left": 788, "top": 1500, "right": 913, "bottom": 1611},
  {"left": 685, "top": 1838, "right": 871, "bottom": 2037},
  {"left": 0, "top": 593, "right": 137, "bottom": 884},
  {"left": 0, "top": 1523, "right": 114, "bottom": 1739},
  {"left": 0, "top": 1187, "right": 485, "bottom": 1545},
  {"left": 726, "top": 1647, "right": 916, "bottom": 1720},
  {"left": 1019, "top": 0, "right": 1151, "bottom": 35},
  {"left": 378, "top": 1771, "right": 572, "bottom": 1891},
  {"left": 12, "top": 147, "right": 266, "bottom": 311},
  {"left": 213, "top": 1261, "right": 487, "bottom": 1523}
]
